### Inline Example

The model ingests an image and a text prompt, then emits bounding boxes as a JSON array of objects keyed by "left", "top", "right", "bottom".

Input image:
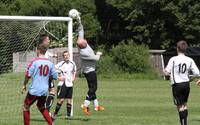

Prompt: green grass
[{"left": 1, "top": 73, "right": 200, "bottom": 125}]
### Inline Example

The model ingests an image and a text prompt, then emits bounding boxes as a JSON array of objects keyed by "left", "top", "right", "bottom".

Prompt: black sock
[
  {"left": 184, "top": 110, "right": 188, "bottom": 125},
  {"left": 67, "top": 103, "right": 72, "bottom": 117},
  {"left": 179, "top": 110, "right": 188, "bottom": 125},
  {"left": 45, "top": 94, "right": 55, "bottom": 111},
  {"left": 54, "top": 103, "right": 62, "bottom": 115}
]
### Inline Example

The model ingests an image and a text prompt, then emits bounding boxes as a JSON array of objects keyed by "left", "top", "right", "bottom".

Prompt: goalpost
[
  {"left": 0, "top": 16, "right": 73, "bottom": 60},
  {"left": 0, "top": 16, "right": 75, "bottom": 123}
]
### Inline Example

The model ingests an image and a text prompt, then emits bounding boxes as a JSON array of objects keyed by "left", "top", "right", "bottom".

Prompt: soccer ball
[{"left": 69, "top": 9, "right": 79, "bottom": 19}]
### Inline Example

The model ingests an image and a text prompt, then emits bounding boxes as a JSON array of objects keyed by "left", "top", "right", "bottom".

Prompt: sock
[
  {"left": 45, "top": 94, "right": 55, "bottom": 111},
  {"left": 185, "top": 109, "right": 188, "bottom": 117},
  {"left": 94, "top": 99, "right": 99, "bottom": 107},
  {"left": 66, "top": 103, "right": 72, "bottom": 117},
  {"left": 54, "top": 103, "right": 62, "bottom": 115},
  {"left": 179, "top": 110, "right": 188, "bottom": 125},
  {"left": 23, "top": 110, "right": 30, "bottom": 125},
  {"left": 39, "top": 108, "right": 52, "bottom": 125},
  {"left": 184, "top": 110, "right": 188, "bottom": 125},
  {"left": 84, "top": 100, "right": 90, "bottom": 107}
]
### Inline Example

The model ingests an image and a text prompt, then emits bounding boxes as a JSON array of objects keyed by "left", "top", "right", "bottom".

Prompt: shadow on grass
[
  {"left": 65, "top": 117, "right": 91, "bottom": 122},
  {"left": 30, "top": 118, "right": 46, "bottom": 122},
  {"left": 31, "top": 117, "right": 90, "bottom": 122},
  {"left": 55, "top": 113, "right": 91, "bottom": 122},
  {"left": 191, "top": 119, "right": 200, "bottom": 122}
]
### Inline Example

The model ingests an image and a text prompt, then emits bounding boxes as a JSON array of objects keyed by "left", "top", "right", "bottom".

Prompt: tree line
[{"left": 1, "top": 0, "right": 200, "bottom": 49}]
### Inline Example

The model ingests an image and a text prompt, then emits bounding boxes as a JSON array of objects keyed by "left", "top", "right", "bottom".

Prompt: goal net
[{"left": 0, "top": 16, "right": 73, "bottom": 124}]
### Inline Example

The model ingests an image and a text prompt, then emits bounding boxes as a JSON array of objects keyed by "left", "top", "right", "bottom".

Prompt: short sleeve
[
  {"left": 25, "top": 62, "right": 35, "bottom": 78},
  {"left": 165, "top": 58, "right": 173, "bottom": 73}
]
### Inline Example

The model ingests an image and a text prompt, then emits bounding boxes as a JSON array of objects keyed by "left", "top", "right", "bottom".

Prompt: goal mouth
[
  {"left": 0, "top": 16, "right": 73, "bottom": 74},
  {"left": 0, "top": 16, "right": 74, "bottom": 123}
]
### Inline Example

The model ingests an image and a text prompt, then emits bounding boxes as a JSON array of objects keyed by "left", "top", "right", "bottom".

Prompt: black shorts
[
  {"left": 172, "top": 82, "right": 190, "bottom": 106},
  {"left": 84, "top": 71, "right": 97, "bottom": 100},
  {"left": 49, "top": 80, "right": 55, "bottom": 88},
  {"left": 57, "top": 85, "right": 73, "bottom": 99}
]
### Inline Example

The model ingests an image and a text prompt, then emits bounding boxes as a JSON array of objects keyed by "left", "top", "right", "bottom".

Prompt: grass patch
[{"left": 0, "top": 73, "right": 200, "bottom": 125}]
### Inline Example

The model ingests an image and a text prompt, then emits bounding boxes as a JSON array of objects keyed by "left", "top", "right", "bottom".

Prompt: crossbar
[{"left": 0, "top": 15, "right": 73, "bottom": 61}]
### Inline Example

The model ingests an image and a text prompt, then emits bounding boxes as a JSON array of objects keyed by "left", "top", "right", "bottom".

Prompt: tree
[
  {"left": 106, "top": 0, "right": 200, "bottom": 49},
  {"left": 0, "top": 0, "right": 101, "bottom": 73},
  {"left": 0, "top": 0, "right": 100, "bottom": 43},
  {"left": 1, "top": 0, "right": 200, "bottom": 49}
]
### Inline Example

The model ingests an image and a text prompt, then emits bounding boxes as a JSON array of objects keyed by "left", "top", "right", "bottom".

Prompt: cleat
[
  {"left": 82, "top": 105, "right": 91, "bottom": 115},
  {"left": 65, "top": 115, "right": 72, "bottom": 120},
  {"left": 94, "top": 106, "right": 104, "bottom": 111}
]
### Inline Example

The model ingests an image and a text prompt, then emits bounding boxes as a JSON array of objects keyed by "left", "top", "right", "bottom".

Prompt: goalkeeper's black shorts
[
  {"left": 84, "top": 71, "right": 97, "bottom": 100},
  {"left": 172, "top": 82, "right": 190, "bottom": 106}
]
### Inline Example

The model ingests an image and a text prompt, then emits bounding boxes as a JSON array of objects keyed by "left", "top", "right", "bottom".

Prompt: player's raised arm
[
  {"left": 77, "top": 23, "right": 84, "bottom": 39},
  {"left": 76, "top": 22, "right": 103, "bottom": 61}
]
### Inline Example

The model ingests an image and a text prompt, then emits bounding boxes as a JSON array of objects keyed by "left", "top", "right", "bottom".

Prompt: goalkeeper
[{"left": 76, "top": 19, "right": 104, "bottom": 115}]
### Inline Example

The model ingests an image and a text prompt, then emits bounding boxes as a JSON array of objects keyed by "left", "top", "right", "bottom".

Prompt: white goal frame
[{"left": 0, "top": 15, "right": 74, "bottom": 61}]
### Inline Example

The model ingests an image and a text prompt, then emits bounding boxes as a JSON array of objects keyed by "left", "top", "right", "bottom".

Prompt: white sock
[
  {"left": 94, "top": 99, "right": 99, "bottom": 107},
  {"left": 84, "top": 100, "right": 90, "bottom": 107}
]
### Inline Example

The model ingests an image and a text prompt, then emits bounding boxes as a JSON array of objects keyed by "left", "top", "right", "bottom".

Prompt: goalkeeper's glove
[{"left": 96, "top": 51, "right": 103, "bottom": 56}]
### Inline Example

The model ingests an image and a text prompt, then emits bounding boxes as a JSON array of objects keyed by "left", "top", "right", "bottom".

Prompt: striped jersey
[
  {"left": 55, "top": 60, "right": 76, "bottom": 87},
  {"left": 79, "top": 44, "right": 101, "bottom": 73},
  {"left": 165, "top": 54, "right": 199, "bottom": 84},
  {"left": 26, "top": 57, "right": 58, "bottom": 96}
]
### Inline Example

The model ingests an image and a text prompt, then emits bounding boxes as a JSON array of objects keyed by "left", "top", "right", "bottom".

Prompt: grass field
[{"left": 1, "top": 73, "right": 200, "bottom": 125}]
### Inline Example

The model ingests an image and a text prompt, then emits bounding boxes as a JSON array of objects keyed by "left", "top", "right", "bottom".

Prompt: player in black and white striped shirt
[{"left": 164, "top": 40, "right": 200, "bottom": 125}]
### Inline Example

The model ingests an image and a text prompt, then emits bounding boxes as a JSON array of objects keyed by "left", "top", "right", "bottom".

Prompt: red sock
[
  {"left": 40, "top": 108, "right": 52, "bottom": 125},
  {"left": 23, "top": 110, "right": 30, "bottom": 125}
]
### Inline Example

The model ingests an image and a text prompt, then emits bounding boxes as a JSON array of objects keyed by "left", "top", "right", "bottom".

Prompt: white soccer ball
[{"left": 69, "top": 9, "right": 79, "bottom": 19}]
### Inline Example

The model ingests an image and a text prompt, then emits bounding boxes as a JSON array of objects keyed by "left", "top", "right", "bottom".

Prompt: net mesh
[{"left": 0, "top": 20, "right": 70, "bottom": 124}]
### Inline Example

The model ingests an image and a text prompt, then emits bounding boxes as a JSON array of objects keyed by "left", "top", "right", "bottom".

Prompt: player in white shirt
[
  {"left": 164, "top": 40, "right": 200, "bottom": 125},
  {"left": 51, "top": 51, "right": 76, "bottom": 119}
]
